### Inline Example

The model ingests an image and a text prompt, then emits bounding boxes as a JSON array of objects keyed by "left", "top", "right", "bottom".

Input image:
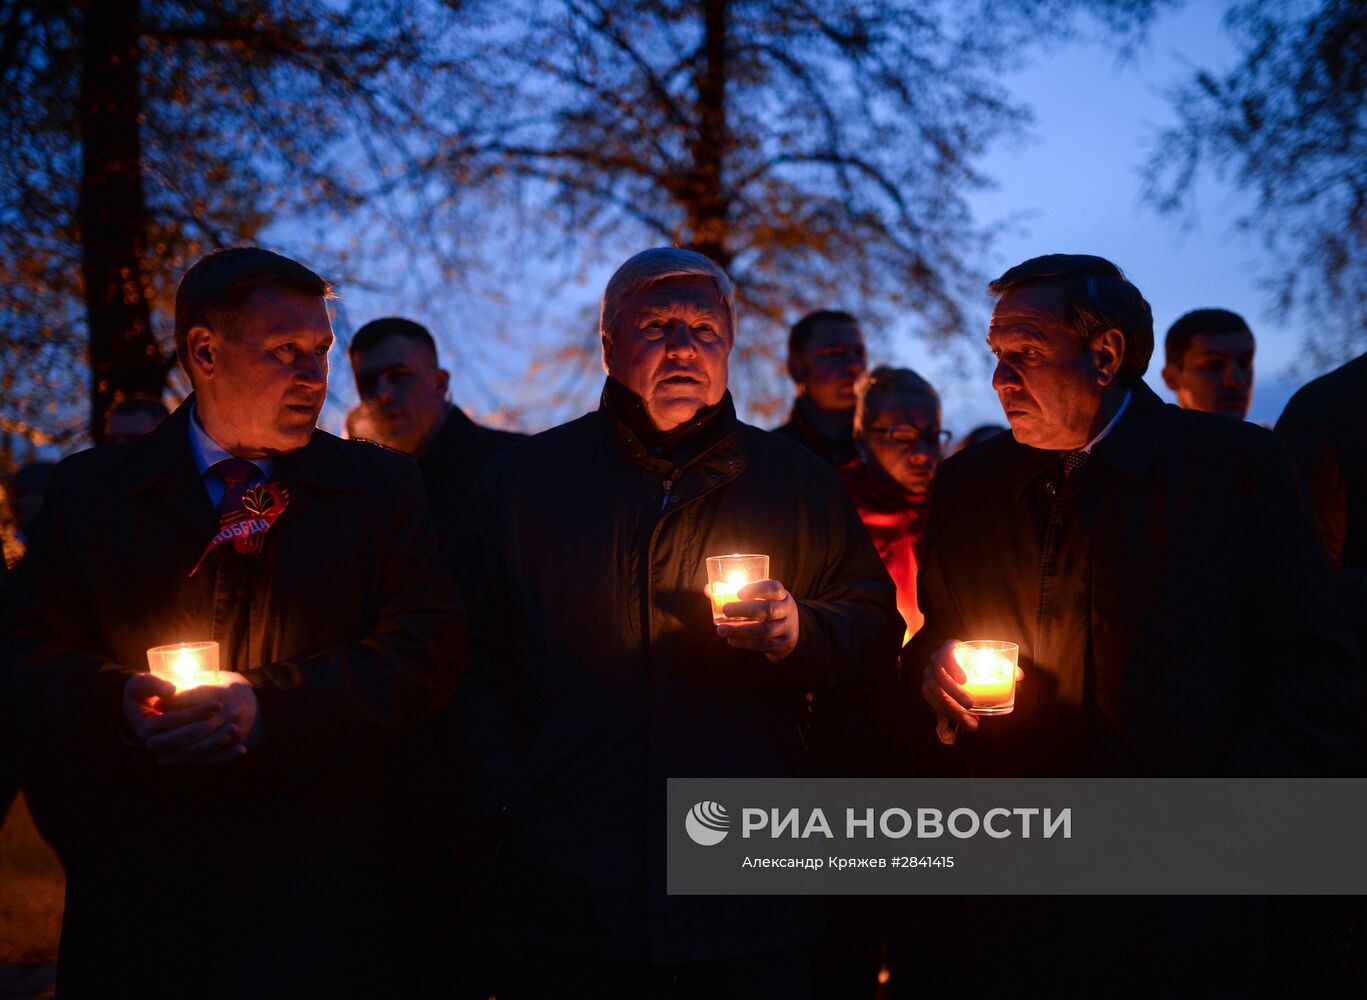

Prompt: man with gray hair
[{"left": 459, "top": 247, "right": 901, "bottom": 997}]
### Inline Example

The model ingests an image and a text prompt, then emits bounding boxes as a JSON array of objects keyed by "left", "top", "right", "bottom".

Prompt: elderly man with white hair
[{"left": 457, "top": 247, "right": 902, "bottom": 998}]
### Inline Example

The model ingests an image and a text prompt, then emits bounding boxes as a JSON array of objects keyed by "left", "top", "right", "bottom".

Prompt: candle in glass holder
[
  {"left": 146, "top": 641, "right": 220, "bottom": 691},
  {"left": 705, "top": 553, "right": 770, "bottom": 623},
  {"left": 953, "top": 640, "right": 1019, "bottom": 716}
]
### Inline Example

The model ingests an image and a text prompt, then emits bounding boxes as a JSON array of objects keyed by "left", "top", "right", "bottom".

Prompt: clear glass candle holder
[
  {"left": 146, "top": 641, "right": 220, "bottom": 691},
  {"left": 954, "top": 640, "right": 1019, "bottom": 716},
  {"left": 705, "top": 554, "right": 770, "bottom": 623}
]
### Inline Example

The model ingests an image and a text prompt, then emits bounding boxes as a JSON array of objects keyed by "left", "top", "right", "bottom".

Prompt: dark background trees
[
  {"left": 1144, "top": 0, "right": 1366, "bottom": 365},
  {"left": 4, "top": 0, "right": 1177, "bottom": 446},
  {"left": 1, "top": 0, "right": 464, "bottom": 447},
  {"left": 3, "top": 0, "right": 1359, "bottom": 447},
  {"left": 433, "top": 0, "right": 1171, "bottom": 418}
]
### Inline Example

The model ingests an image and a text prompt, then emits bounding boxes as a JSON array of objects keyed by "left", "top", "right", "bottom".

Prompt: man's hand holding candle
[
  {"left": 920, "top": 640, "right": 1025, "bottom": 745},
  {"left": 124, "top": 672, "right": 225, "bottom": 749},
  {"left": 123, "top": 672, "right": 263, "bottom": 765},
  {"left": 715, "top": 579, "right": 799, "bottom": 662}
]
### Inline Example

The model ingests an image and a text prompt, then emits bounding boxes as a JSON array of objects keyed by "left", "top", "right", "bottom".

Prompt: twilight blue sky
[
  {"left": 314, "top": 0, "right": 1319, "bottom": 439},
  {"left": 882, "top": 0, "right": 1312, "bottom": 437}
]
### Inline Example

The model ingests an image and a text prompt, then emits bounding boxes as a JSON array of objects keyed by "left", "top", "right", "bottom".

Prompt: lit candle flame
[
  {"left": 953, "top": 643, "right": 1017, "bottom": 714},
  {"left": 171, "top": 648, "right": 198, "bottom": 685},
  {"left": 711, "top": 570, "right": 752, "bottom": 619},
  {"left": 147, "top": 640, "right": 219, "bottom": 691},
  {"left": 955, "top": 645, "right": 1014, "bottom": 686},
  {"left": 705, "top": 553, "right": 770, "bottom": 624}
]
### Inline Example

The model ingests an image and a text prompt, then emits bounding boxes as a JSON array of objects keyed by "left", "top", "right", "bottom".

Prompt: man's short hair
[
  {"left": 349, "top": 317, "right": 439, "bottom": 362},
  {"left": 600, "top": 248, "right": 737, "bottom": 344},
  {"left": 988, "top": 254, "right": 1154, "bottom": 385},
  {"left": 854, "top": 366, "right": 939, "bottom": 435},
  {"left": 106, "top": 394, "right": 169, "bottom": 424},
  {"left": 789, "top": 310, "right": 858, "bottom": 364},
  {"left": 175, "top": 247, "right": 331, "bottom": 379},
  {"left": 1164, "top": 308, "right": 1253, "bottom": 368}
]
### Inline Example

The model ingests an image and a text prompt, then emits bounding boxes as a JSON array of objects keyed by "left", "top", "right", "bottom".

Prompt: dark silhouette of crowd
[{"left": 0, "top": 246, "right": 1362, "bottom": 999}]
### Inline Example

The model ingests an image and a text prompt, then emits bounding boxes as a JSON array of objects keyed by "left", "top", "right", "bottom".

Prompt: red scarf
[{"left": 837, "top": 460, "right": 929, "bottom": 640}]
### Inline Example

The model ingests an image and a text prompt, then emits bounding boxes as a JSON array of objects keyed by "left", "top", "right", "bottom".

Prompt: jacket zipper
[{"left": 643, "top": 447, "right": 742, "bottom": 655}]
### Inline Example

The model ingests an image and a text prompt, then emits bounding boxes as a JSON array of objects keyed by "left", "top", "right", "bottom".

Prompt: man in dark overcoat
[
  {"left": 907, "top": 253, "right": 1360, "bottom": 996},
  {"left": 460, "top": 247, "right": 903, "bottom": 998},
  {"left": 911, "top": 253, "right": 1358, "bottom": 775},
  {"left": 2, "top": 247, "right": 463, "bottom": 998}
]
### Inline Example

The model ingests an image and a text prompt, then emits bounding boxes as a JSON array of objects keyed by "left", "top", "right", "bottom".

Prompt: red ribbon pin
[{"left": 189, "top": 482, "right": 290, "bottom": 578}]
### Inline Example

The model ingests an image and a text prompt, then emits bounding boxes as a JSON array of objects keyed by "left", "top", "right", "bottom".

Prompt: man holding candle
[
  {"left": 1, "top": 247, "right": 463, "bottom": 998},
  {"left": 906, "top": 253, "right": 1360, "bottom": 995},
  {"left": 459, "top": 248, "right": 901, "bottom": 997},
  {"left": 911, "top": 253, "right": 1358, "bottom": 773}
]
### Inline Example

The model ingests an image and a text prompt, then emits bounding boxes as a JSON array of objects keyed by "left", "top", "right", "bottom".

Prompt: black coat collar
[
  {"left": 598, "top": 377, "right": 740, "bottom": 477},
  {"left": 418, "top": 404, "right": 479, "bottom": 472},
  {"left": 120, "top": 395, "right": 347, "bottom": 494}
]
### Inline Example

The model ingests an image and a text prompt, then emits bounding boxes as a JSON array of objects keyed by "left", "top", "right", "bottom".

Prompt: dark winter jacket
[
  {"left": 458, "top": 379, "right": 901, "bottom": 964},
  {"left": 905, "top": 381, "right": 1360, "bottom": 777}
]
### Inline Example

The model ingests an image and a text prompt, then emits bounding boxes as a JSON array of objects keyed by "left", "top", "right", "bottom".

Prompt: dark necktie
[
  {"left": 1062, "top": 450, "right": 1090, "bottom": 478},
  {"left": 211, "top": 458, "right": 261, "bottom": 518}
]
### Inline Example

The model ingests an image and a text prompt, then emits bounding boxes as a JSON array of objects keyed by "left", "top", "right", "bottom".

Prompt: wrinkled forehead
[
  {"left": 626, "top": 276, "right": 728, "bottom": 318},
  {"left": 236, "top": 286, "right": 334, "bottom": 344},
  {"left": 987, "top": 282, "right": 1072, "bottom": 345}
]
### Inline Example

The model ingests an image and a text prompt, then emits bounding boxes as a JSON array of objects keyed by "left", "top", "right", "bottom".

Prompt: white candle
[
  {"left": 704, "top": 553, "right": 770, "bottom": 624},
  {"left": 146, "top": 641, "right": 220, "bottom": 691},
  {"left": 954, "top": 640, "right": 1019, "bottom": 715}
]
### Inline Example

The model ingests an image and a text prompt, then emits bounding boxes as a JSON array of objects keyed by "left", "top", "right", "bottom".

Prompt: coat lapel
[
  {"left": 272, "top": 427, "right": 349, "bottom": 521},
  {"left": 119, "top": 399, "right": 219, "bottom": 541}
]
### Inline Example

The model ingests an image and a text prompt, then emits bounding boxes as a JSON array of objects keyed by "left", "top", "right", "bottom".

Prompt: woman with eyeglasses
[
  {"left": 816, "top": 366, "right": 948, "bottom": 999},
  {"left": 838, "top": 365, "right": 948, "bottom": 641}
]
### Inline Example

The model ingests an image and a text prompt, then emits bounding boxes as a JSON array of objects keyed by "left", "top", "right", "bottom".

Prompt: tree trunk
[
  {"left": 79, "top": 0, "right": 163, "bottom": 445},
  {"left": 687, "top": 0, "right": 731, "bottom": 269}
]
